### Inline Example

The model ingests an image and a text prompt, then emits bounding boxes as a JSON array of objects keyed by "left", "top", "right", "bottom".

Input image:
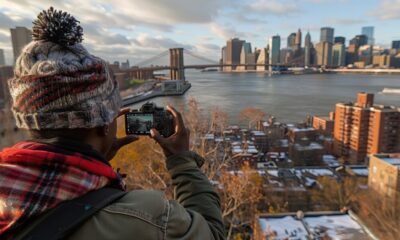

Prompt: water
[{"left": 129, "top": 71, "right": 400, "bottom": 123}]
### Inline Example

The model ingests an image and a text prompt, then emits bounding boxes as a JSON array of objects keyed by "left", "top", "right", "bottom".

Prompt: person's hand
[
  {"left": 150, "top": 105, "right": 190, "bottom": 157},
  {"left": 106, "top": 108, "right": 138, "bottom": 161}
]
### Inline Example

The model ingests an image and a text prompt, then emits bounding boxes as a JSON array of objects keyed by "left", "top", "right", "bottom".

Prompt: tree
[
  {"left": 112, "top": 99, "right": 264, "bottom": 239},
  {"left": 219, "top": 163, "right": 262, "bottom": 240},
  {"left": 239, "top": 108, "right": 265, "bottom": 129},
  {"left": 352, "top": 189, "right": 400, "bottom": 240},
  {"left": 310, "top": 176, "right": 364, "bottom": 211}
]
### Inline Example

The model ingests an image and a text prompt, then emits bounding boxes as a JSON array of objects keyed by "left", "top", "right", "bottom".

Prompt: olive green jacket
[{"left": 17, "top": 151, "right": 225, "bottom": 240}]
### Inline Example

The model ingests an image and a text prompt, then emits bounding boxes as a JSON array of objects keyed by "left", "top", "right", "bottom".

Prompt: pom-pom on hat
[{"left": 8, "top": 7, "right": 121, "bottom": 130}]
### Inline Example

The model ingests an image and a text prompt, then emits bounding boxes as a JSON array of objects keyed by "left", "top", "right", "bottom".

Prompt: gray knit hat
[{"left": 8, "top": 7, "right": 121, "bottom": 130}]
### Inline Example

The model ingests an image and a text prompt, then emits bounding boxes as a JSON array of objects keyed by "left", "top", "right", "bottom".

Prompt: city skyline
[{"left": 0, "top": 0, "right": 400, "bottom": 65}]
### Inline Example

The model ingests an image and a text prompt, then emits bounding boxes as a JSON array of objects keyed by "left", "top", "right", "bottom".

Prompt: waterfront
[{"left": 129, "top": 71, "right": 400, "bottom": 123}]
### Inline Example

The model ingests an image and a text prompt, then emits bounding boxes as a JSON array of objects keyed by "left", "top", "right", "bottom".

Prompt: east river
[{"left": 129, "top": 71, "right": 400, "bottom": 123}]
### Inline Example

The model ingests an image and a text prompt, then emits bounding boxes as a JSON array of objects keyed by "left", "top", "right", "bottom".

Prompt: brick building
[
  {"left": 333, "top": 93, "right": 400, "bottom": 164},
  {"left": 368, "top": 154, "right": 400, "bottom": 212},
  {"left": 312, "top": 112, "right": 334, "bottom": 136}
]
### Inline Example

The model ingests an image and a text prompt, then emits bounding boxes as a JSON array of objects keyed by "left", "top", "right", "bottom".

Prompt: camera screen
[{"left": 126, "top": 113, "right": 154, "bottom": 134}]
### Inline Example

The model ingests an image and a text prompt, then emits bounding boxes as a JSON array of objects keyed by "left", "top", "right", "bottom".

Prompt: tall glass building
[
  {"left": 361, "top": 26, "right": 374, "bottom": 45},
  {"left": 320, "top": 27, "right": 334, "bottom": 44},
  {"left": 269, "top": 35, "right": 281, "bottom": 65}
]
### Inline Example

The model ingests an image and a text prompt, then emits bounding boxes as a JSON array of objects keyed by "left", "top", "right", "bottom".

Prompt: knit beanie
[{"left": 8, "top": 7, "right": 121, "bottom": 130}]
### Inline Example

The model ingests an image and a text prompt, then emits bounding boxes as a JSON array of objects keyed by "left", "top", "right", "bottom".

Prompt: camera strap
[{"left": 14, "top": 187, "right": 127, "bottom": 240}]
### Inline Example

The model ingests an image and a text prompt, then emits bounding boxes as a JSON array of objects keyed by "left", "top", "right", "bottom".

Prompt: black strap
[{"left": 21, "top": 187, "right": 126, "bottom": 240}]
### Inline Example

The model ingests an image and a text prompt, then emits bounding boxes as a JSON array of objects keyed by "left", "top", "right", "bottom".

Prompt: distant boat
[
  {"left": 381, "top": 88, "right": 400, "bottom": 95},
  {"left": 201, "top": 68, "right": 218, "bottom": 72}
]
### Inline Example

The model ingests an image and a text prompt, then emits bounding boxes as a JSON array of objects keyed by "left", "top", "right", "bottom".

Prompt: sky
[{"left": 0, "top": 0, "right": 399, "bottom": 65}]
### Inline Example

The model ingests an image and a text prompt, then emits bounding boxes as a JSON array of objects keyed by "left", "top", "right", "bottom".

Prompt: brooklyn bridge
[{"left": 121, "top": 48, "right": 308, "bottom": 81}]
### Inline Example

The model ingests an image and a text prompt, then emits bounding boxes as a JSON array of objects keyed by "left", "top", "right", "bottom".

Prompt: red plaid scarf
[{"left": 0, "top": 141, "right": 124, "bottom": 235}]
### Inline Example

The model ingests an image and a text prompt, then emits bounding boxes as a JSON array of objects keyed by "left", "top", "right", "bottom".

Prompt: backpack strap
[{"left": 19, "top": 187, "right": 127, "bottom": 240}]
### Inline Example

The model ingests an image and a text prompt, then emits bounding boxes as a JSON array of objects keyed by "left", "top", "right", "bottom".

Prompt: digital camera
[{"left": 125, "top": 102, "right": 175, "bottom": 137}]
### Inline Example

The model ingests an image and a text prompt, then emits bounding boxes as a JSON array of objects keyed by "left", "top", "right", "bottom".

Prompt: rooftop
[
  {"left": 289, "top": 127, "right": 315, "bottom": 132},
  {"left": 258, "top": 211, "right": 374, "bottom": 240},
  {"left": 374, "top": 153, "right": 400, "bottom": 168}
]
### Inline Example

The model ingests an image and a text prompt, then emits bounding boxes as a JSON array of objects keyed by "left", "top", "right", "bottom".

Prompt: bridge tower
[{"left": 169, "top": 48, "right": 185, "bottom": 80}]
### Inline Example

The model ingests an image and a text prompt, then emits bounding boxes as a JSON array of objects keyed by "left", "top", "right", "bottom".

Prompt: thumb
[{"left": 150, "top": 129, "right": 166, "bottom": 145}]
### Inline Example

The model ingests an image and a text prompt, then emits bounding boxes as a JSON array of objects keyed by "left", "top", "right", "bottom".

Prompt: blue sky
[{"left": 0, "top": 0, "right": 399, "bottom": 65}]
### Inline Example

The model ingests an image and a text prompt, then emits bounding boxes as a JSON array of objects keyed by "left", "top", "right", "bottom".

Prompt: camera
[{"left": 125, "top": 102, "right": 175, "bottom": 137}]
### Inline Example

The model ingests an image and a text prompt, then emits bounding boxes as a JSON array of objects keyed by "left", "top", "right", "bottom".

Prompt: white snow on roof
[
  {"left": 248, "top": 148, "right": 258, "bottom": 154},
  {"left": 294, "top": 142, "right": 323, "bottom": 150},
  {"left": 259, "top": 216, "right": 308, "bottom": 240},
  {"left": 262, "top": 122, "right": 270, "bottom": 127},
  {"left": 203, "top": 133, "right": 214, "bottom": 140},
  {"left": 252, "top": 130, "right": 266, "bottom": 136},
  {"left": 323, "top": 155, "right": 339, "bottom": 167},
  {"left": 267, "top": 170, "right": 279, "bottom": 177},
  {"left": 351, "top": 168, "right": 369, "bottom": 176},
  {"left": 304, "top": 215, "right": 370, "bottom": 240},
  {"left": 231, "top": 141, "right": 241, "bottom": 146},
  {"left": 303, "top": 168, "right": 335, "bottom": 177},
  {"left": 232, "top": 148, "right": 242, "bottom": 153},
  {"left": 323, "top": 155, "right": 336, "bottom": 160},
  {"left": 383, "top": 158, "right": 400, "bottom": 167},
  {"left": 304, "top": 177, "right": 317, "bottom": 187},
  {"left": 290, "top": 127, "right": 315, "bottom": 132}
]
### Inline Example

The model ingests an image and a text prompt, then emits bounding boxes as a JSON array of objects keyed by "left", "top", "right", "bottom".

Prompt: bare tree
[
  {"left": 219, "top": 163, "right": 263, "bottom": 239},
  {"left": 310, "top": 176, "right": 364, "bottom": 211},
  {"left": 239, "top": 108, "right": 265, "bottom": 129},
  {"left": 112, "top": 99, "right": 264, "bottom": 239}
]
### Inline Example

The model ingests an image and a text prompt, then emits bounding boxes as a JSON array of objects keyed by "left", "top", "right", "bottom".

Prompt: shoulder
[
  {"left": 104, "top": 190, "right": 169, "bottom": 226},
  {"left": 68, "top": 190, "right": 169, "bottom": 240}
]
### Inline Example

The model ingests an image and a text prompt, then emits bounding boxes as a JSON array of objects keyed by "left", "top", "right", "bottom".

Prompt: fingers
[
  {"left": 118, "top": 108, "right": 131, "bottom": 117},
  {"left": 150, "top": 128, "right": 167, "bottom": 145},
  {"left": 166, "top": 105, "right": 185, "bottom": 134},
  {"left": 116, "top": 135, "right": 138, "bottom": 148}
]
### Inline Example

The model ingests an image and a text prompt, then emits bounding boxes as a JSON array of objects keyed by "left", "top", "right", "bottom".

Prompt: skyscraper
[
  {"left": 287, "top": 33, "right": 296, "bottom": 49},
  {"left": 269, "top": 35, "right": 281, "bottom": 66},
  {"left": 256, "top": 47, "right": 268, "bottom": 71},
  {"left": 0, "top": 49, "right": 5, "bottom": 65},
  {"left": 332, "top": 43, "right": 346, "bottom": 67},
  {"left": 315, "top": 41, "right": 332, "bottom": 66},
  {"left": 358, "top": 45, "right": 373, "bottom": 65},
  {"left": 350, "top": 35, "right": 368, "bottom": 47},
  {"left": 240, "top": 42, "right": 252, "bottom": 63},
  {"left": 333, "top": 93, "right": 400, "bottom": 164},
  {"left": 0, "top": 66, "right": 14, "bottom": 105},
  {"left": 392, "top": 40, "right": 400, "bottom": 50},
  {"left": 304, "top": 32, "right": 312, "bottom": 66},
  {"left": 221, "top": 46, "right": 226, "bottom": 64},
  {"left": 295, "top": 28, "right": 302, "bottom": 49},
  {"left": 320, "top": 27, "right": 334, "bottom": 44},
  {"left": 361, "top": 26, "right": 374, "bottom": 45},
  {"left": 334, "top": 36, "right": 346, "bottom": 45},
  {"left": 10, "top": 27, "right": 32, "bottom": 63},
  {"left": 239, "top": 42, "right": 252, "bottom": 70},
  {"left": 225, "top": 38, "right": 244, "bottom": 71}
]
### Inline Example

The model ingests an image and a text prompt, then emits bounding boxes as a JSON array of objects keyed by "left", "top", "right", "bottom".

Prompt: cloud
[
  {"left": 249, "top": 0, "right": 300, "bottom": 15},
  {"left": 210, "top": 23, "right": 241, "bottom": 40},
  {"left": 326, "top": 18, "right": 365, "bottom": 25},
  {"left": 132, "top": 34, "right": 194, "bottom": 50},
  {"left": 371, "top": 0, "right": 400, "bottom": 20},
  {"left": 0, "top": 12, "right": 32, "bottom": 30},
  {"left": 0, "top": 0, "right": 230, "bottom": 64},
  {"left": 83, "top": 24, "right": 131, "bottom": 45}
]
